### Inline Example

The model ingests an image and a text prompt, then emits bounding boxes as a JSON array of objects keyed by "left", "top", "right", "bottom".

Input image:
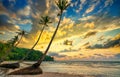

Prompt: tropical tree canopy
[
  {"left": 55, "top": 0, "right": 70, "bottom": 13},
  {"left": 39, "top": 16, "right": 52, "bottom": 26}
]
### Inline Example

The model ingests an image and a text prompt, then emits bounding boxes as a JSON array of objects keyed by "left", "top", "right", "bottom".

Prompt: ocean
[
  {"left": 0, "top": 61, "right": 120, "bottom": 77},
  {"left": 41, "top": 61, "right": 120, "bottom": 77}
]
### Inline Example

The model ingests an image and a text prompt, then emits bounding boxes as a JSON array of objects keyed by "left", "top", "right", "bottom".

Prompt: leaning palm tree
[
  {"left": 1, "top": 16, "right": 51, "bottom": 69},
  {"left": 14, "top": 30, "right": 25, "bottom": 47},
  {"left": 19, "top": 16, "right": 52, "bottom": 62},
  {"left": 0, "top": 30, "right": 25, "bottom": 63},
  {"left": 0, "top": 16, "right": 51, "bottom": 69},
  {"left": 0, "top": 35, "right": 19, "bottom": 63},
  {"left": 31, "top": 16, "right": 51, "bottom": 49},
  {"left": 0, "top": 30, "right": 26, "bottom": 68},
  {"left": 0, "top": 36, "right": 19, "bottom": 69},
  {"left": 32, "top": 0, "right": 70, "bottom": 68},
  {"left": 8, "top": 0, "right": 70, "bottom": 75}
]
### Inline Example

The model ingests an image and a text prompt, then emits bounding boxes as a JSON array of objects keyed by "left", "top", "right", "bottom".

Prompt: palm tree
[
  {"left": 8, "top": 0, "right": 70, "bottom": 75},
  {"left": 0, "top": 30, "right": 26, "bottom": 68},
  {"left": 7, "top": 36, "right": 19, "bottom": 46},
  {"left": 19, "top": 16, "right": 52, "bottom": 62},
  {"left": 32, "top": 0, "right": 70, "bottom": 68},
  {"left": 0, "top": 16, "right": 51, "bottom": 68},
  {"left": 31, "top": 16, "right": 52, "bottom": 49},
  {"left": 0, "top": 30, "right": 25, "bottom": 64},
  {"left": 0, "top": 35, "right": 19, "bottom": 64},
  {"left": 14, "top": 30, "right": 25, "bottom": 47}
]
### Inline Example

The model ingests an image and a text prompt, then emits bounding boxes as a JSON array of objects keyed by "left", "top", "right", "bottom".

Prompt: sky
[{"left": 0, "top": 0, "right": 120, "bottom": 61}]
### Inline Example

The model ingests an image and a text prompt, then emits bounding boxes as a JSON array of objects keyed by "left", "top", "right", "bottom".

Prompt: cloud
[
  {"left": 48, "top": 52, "right": 59, "bottom": 56},
  {"left": 0, "top": 31, "right": 5, "bottom": 35},
  {"left": 84, "top": 22, "right": 95, "bottom": 29},
  {"left": 75, "top": 0, "right": 87, "bottom": 13},
  {"left": 85, "top": 5, "right": 95, "bottom": 14},
  {"left": 17, "top": 6, "right": 31, "bottom": 16},
  {"left": 0, "top": 1, "right": 32, "bottom": 33},
  {"left": 44, "top": 0, "right": 58, "bottom": 15},
  {"left": 0, "top": 3, "right": 8, "bottom": 15},
  {"left": 12, "top": 19, "right": 32, "bottom": 25},
  {"left": 0, "top": 0, "right": 119, "bottom": 54},
  {"left": 48, "top": 52, "right": 67, "bottom": 58},
  {"left": 103, "top": 34, "right": 120, "bottom": 48},
  {"left": 112, "top": 33, "right": 120, "bottom": 41},
  {"left": 87, "top": 44, "right": 102, "bottom": 49},
  {"left": 25, "top": 0, "right": 60, "bottom": 42},
  {"left": 61, "top": 17, "right": 74, "bottom": 26},
  {"left": 0, "top": 14, "right": 20, "bottom": 32},
  {"left": 79, "top": 16, "right": 96, "bottom": 21},
  {"left": 114, "top": 53, "right": 120, "bottom": 58},
  {"left": 104, "top": 0, "right": 114, "bottom": 8},
  {"left": 82, "top": 0, "right": 114, "bottom": 16},
  {"left": 49, "top": 17, "right": 76, "bottom": 38},
  {"left": 28, "top": 0, "right": 49, "bottom": 15},
  {"left": 79, "top": 14, "right": 120, "bottom": 31},
  {"left": 60, "top": 17, "right": 75, "bottom": 31},
  {"left": 79, "top": 53, "right": 83, "bottom": 55},
  {"left": 1, "top": 0, "right": 113, "bottom": 45},
  {"left": 84, "top": 30, "right": 97, "bottom": 38},
  {"left": 104, "top": 35, "right": 120, "bottom": 48},
  {"left": 94, "top": 54, "right": 104, "bottom": 57},
  {"left": 56, "top": 54, "right": 67, "bottom": 58},
  {"left": 0, "top": 14, "right": 10, "bottom": 26},
  {"left": 84, "top": 0, "right": 100, "bottom": 15},
  {"left": 60, "top": 49, "right": 78, "bottom": 52},
  {"left": 0, "top": 25, "right": 20, "bottom": 32},
  {"left": 87, "top": 33, "right": 120, "bottom": 49}
]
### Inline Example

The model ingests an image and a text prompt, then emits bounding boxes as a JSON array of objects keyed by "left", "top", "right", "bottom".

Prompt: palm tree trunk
[
  {"left": 31, "top": 25, "right": 45, "bottom": 49},
  {"left": 19, "top": 25, "right": 46, "bottom": 62},
  {"left": 32, "top": 14, "right": 63, "bottom": 68},
  {"left": 14, "top": 34, "right": 23, "bottom": 47}
]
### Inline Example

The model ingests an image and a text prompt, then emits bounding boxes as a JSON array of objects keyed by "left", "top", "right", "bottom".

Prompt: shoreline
[
  {"left": 7, "top": 72, "right": 93, "bottom": 77},
  {"left": 1, "top": 61, "right": 119, "bottom": 77}
]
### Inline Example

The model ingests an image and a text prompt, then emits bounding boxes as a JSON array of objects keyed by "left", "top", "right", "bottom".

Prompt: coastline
[
  {"left": 1, "top": 61, "right": 120, "bottom": 77},
  {"left": 8, "top": 72, "right": 93, "bottom": 77}
]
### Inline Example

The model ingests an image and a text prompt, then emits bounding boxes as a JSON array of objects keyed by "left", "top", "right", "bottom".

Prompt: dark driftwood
[
  {"left": 0, "top": 63, "right": 20, "bottom": 69},
  {"left": 8, "top": 66, "right": 43, "bottom": 75}
]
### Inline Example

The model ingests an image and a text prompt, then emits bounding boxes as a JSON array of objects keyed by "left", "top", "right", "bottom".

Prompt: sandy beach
[
  {"left": 8, "top": 72, "right": 92, "bottom": 77},
  {"left": 1, "top": 61, "right": 120, "bottom": 77}
]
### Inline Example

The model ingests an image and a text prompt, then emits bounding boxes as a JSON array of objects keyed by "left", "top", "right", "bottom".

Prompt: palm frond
[
  {"left": 55, "top": 0, "right": 70, "bottom": 14},
  {"left": 39, "top": 16, "right": 51, "bottom": 26}
]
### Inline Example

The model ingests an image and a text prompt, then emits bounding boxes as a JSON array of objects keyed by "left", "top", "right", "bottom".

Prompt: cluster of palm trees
[
  {"left": 0, "top": 0, "right": 71, "bottom": 75},
  {"left": 19, "top": 16, "right": 52, "bottom": 63},
  {"left": 0, "top": 30, "right": 25, "bottom": 64}
]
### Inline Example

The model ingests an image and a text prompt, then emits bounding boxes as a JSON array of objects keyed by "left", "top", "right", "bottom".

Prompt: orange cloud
[
  {"left": 112, "top": 33, "right": 120, "bottom": 40},
  {"left": 84, "top": 22, "right": 95, "bottom": 29},
  {"left": 61, "top": 17, "right": 74, "bottom": 26}
]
